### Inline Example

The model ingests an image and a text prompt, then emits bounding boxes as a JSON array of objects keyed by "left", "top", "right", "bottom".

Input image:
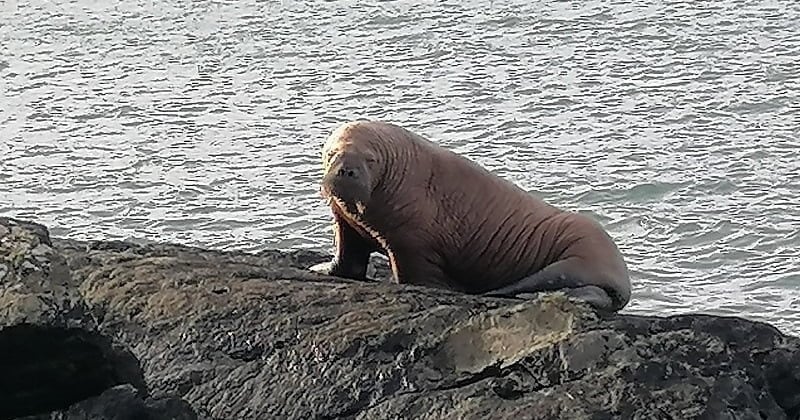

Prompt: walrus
[{"left": 314, "top": 120, "right": 632, "bottom": 311}]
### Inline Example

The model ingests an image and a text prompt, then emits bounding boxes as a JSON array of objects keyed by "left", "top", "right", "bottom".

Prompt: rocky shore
[{"left": 1, "top": 217, "right": 798, "bottom": 419}]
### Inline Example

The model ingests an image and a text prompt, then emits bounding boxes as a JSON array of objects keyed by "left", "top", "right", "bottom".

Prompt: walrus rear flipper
[
  {"left": 483, "top": 259, "right": 618, "bottom": 311},
  {"left": 485, "top": 285, "right": 615, "bottom": 312}
]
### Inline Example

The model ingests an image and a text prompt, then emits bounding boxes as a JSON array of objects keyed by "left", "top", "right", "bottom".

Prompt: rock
[
  {"left": 0, "top": 218, "right": 191, "bottom": 420},
  {"left": 2, "top": 217, "right": 799, "bottom": 419},
  {"left": 17, "top": 384, "right": 197, "bottom": 420},
  {"left": 0, "top": 218, "right": 80, "bottom": 329}
]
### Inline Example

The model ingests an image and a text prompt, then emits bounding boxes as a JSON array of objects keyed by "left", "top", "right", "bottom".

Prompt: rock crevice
[{"left": 0, "top": 324, "right": 147, "bottom": 420}]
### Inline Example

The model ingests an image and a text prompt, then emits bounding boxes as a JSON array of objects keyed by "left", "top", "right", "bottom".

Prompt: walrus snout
[
  {"left": 336, "top": 165, "right": 363, "bottom": 181},
  {"left": 321, "top": 153, "right": 373, "bottom": 214}
]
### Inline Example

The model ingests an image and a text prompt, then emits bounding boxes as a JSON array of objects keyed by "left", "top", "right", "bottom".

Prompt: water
[{"left": 1, "top": 0, "right": 798, "bottom": 334}]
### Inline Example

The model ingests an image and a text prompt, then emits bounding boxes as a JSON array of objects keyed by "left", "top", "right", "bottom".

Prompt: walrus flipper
[
  {"left": 483, "top": 259, "right": 618, "bottom": 311},
  {"left": 325, "top": 217, "right": 378, "bottom": 281}
]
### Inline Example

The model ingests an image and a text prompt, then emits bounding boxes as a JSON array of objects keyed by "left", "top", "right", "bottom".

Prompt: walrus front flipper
[{"left": 319, "top": 215, "right": 378, "bottom": 281}]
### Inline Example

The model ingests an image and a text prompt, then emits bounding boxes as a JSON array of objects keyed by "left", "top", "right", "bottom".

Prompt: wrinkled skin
[{"left": 316, "top": 120, "right": 632, "bottom": 311}]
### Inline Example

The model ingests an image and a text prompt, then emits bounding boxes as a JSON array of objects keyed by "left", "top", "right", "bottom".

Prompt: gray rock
[
  {"left": 17, "top": 384, "right": 196, "bottom": 420},
  {"left": 0, "top": 218, "right": 182, "bottom": 419},
  {"left": 2, "top": 217, "right": 799, "bottom": 419}
]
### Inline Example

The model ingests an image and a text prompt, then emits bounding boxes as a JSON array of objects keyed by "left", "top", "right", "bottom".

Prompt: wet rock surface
[
  {"left": 2, "top": 217, "right": 799, "bottom": 419},
  {"left": 17, "top": 384, "right": 197, "bottom": 420},
  {"left": 0, "top": 219, "right": 148, "bottom": 420}
]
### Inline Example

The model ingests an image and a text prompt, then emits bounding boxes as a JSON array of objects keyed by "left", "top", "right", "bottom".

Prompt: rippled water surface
[{"left": 1, "top": 0, "right": 799, "bottom": 333}]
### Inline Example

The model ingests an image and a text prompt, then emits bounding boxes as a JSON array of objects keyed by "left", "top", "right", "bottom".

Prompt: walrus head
[{"left": 320, "top": 123, "right": 380, "bottom": 216}]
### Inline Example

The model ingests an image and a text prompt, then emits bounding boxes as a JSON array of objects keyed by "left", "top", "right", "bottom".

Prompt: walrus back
[
  {"left": 421, "top": 146, "right": 569, "bottom": 290},
  {"left": 345, "top": 121, "right": 627, "bottom": 299},
  {"left": 425, "top": 148, "right": 630, "bottom": 300}
]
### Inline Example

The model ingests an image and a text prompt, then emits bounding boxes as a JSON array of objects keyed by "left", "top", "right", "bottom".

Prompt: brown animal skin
[{"left": 316, "top": 120, "right": 632, "bottom": 311}]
